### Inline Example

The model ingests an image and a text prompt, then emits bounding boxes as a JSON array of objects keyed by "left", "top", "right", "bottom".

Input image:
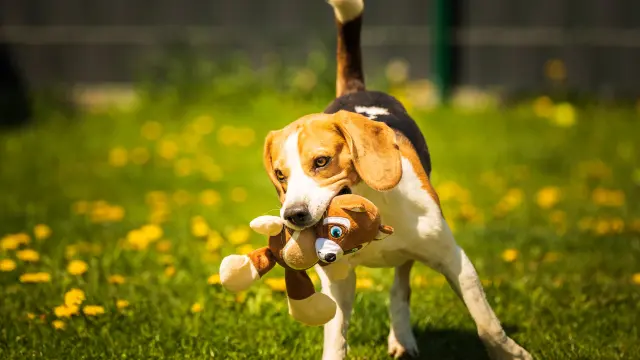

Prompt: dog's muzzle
[{"left": 315, "top": 238, "right": 344, "bottom": 263}]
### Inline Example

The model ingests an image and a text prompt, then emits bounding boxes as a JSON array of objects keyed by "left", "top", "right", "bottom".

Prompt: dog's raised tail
[{"left": 328, "top": 0, "right": 365, "bottom": 97}]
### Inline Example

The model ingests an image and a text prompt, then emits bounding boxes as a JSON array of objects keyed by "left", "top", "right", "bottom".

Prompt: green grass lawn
[{"left": 0, "top": 82, "right": 639, "bottom": 359}]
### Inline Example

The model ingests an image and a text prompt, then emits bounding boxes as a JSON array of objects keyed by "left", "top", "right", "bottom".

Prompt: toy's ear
[
  {"left": 340, "top": 203, "right": 367, "bottom": 213},
  {"left": 250, "top": 216, "right": 284, "bottom": 236},
  {"left": 374, "top": 224, "right": 394, "bottom": 240}
]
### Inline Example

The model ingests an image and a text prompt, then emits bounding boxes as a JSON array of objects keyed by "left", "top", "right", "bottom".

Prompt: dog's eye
[
  {"left": 274, "top": 170, "right": 286, "bottom": 182},
  {"left": 314, "top": 156, "right": 331, "bottom": 168},
  {"left": 329, "top": 226, "right": 343, "bottom": 238}
]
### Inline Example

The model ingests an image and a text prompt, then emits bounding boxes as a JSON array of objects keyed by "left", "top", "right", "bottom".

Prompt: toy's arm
[
  {"left": 250, "top": 215, "right": 284, "bottom": 236},
  {"left": 219, "top": 247, "right": 277, "bottom": 292},
  {"left": 285, "top": 268, "right": 337, "bottom": 326}
]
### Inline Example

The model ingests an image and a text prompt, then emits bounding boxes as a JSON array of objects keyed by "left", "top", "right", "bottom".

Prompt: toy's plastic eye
[{"left": 329, "top": 226, "right": 343, "bottom": 238}]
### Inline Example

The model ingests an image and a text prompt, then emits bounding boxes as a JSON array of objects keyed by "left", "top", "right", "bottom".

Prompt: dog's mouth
[{"left": 337, "top": 187, "right": 352, "bottom": 196}]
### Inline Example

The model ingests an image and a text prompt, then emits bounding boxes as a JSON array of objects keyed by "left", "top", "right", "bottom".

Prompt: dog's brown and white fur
[{"left": 262, "top": 1, "right": 532, "bottom": 359}]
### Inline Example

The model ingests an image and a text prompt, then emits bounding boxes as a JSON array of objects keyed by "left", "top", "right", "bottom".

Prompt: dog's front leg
[
  {"left": 388, "top": 260, "right": 419, "bottom": 359},
  {"left": 315, "top": 263, "right": 356, "bottom": 360}
]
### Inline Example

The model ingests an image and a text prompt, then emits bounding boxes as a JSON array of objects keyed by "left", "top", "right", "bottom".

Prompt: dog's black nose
[
  {"left": 283, "top": 205, "right": 312, "bottom": 227},
  {"left": 324, "top": 253, "right": 337, "bottom": 263}
]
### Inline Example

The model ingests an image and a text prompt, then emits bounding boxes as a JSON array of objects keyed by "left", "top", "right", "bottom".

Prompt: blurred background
[{"left": 0, "top": 1, "right": 639, "bottom": 359}]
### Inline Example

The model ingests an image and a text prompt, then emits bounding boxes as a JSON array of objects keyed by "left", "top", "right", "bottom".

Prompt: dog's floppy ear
[
  {"left": 334, "top": 110, "right": 402, "bottom": 191},
  {"left": 263, "top": 130, "right": 286, "bottom": 203}
]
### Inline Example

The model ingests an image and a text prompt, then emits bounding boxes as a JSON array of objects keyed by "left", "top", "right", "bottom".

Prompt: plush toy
[{"left": 219, "top": 194, "right": 393, "bottom": 326}]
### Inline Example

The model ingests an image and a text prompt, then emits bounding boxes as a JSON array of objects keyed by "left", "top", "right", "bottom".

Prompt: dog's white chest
[{"left": 347, "top": 157, "right": 445, "bottom": 268}]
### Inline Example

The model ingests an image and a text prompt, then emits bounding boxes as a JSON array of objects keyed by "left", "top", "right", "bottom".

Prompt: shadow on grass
[{"left": 410, "top": 325, "right": 520, "bottom": 360}]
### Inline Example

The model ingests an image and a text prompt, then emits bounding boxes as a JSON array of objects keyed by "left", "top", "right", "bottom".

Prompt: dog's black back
[{"left": 324, "top": 90, "right": 432, "bottom": 177}]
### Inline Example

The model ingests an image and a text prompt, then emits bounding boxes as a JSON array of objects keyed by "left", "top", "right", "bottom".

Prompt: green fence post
[{"left": 432, "top": 0, "right": 452, "bottom": 104}]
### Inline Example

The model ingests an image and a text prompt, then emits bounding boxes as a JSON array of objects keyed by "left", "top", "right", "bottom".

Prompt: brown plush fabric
[
  {"left": 284, "top": 268, "right": 316, "bottom": 301},
  {"left": 317, "top": 193, "right": 389, "bottom": 253},
  {"left": 247, "top": 247, "right": 277, "bottom": 277}
]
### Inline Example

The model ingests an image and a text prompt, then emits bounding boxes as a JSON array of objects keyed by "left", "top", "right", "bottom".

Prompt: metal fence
[{"left": 1, "top": 0, "right": 639, "bottom": 97}]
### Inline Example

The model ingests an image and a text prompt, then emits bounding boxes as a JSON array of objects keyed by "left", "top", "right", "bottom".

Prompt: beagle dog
[{"left": 261, "top": 1, "right": 533, "bottom": 359}]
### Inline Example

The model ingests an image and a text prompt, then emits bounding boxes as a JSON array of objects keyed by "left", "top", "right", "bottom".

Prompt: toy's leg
[
  {"left": 388, "top": 260, "right": 419, "bottom": 359},
  {"left": 286, "top": 269, "right": 337, "bottom": 326},
  {"left": 410, "top": 223, "right": 532, "bottom": 360},
  {"left": 315, "top": 264, "right": 356, "bottom": 360},
  {"left": 219, "top": 247, "right": 275, "bottom": 292}
]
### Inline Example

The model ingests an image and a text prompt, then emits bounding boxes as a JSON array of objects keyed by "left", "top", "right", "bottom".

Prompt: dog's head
[{"left": 263, "top": 110, "right": 402, "bottom": 229}]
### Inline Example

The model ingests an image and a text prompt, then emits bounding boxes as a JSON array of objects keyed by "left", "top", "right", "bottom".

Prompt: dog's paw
[
  {"left": 387, "top": 329, "right": 419, "bottom": 359},
  {"left": 482, "top": 337, "right": 532, "bottom": 360}
]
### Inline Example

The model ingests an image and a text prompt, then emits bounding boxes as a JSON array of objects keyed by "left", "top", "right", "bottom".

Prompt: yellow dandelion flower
[
  {"left": 106, "top": 205, "right": 125, "bottom": 222},
  {"left": 591, "top": 188, "right": 625, "bottom": 207},
  {"left": 265, "top": 278, "right": 287, "bottom": 292},
  {"left": 174, "top": 158, "right": 193, "bottom": 177},
  {"left": 54, "top": 304, "right": 79, "bottom": 318},
  {"left": 1, "top": 235, "right": 19, "bottom": 251},
  {"left": 156, "top": 240, "right": 172, "bottom": 253},
  {"left": 230, "top": 187, "right": 248, "bottom": 203},
  {"left": 206, "top": 231, "right": 223, "bottom": 252},
  {"left": 551, "top": 102, "right": 576, "bottom": 127},
  {"left": 141, "top": 224, "right": 163, "bottom": 242},
  {"left": 202, "top": 164, "right": 224, "bottom": 182},
  {"left": 127, "top": 229, "right": 150, "bottom": 250},
  {"left": 158, "top": 254, "right": 174, "bottom": 265},
  {"left": 536, "top": 186, "right": 561, "bottom": 209},
  {"left": 191, "top": 303, "right": 203, "bottom": 313},
  {"left": 72, "top": 201, "right": 89, "bottom": 215},
  {"left": 611, "top": 218, "right": 625, "bottom": 233},
  {"left": 594, "top": 218, "right": 611, "bottom": 236},
  {"left": 164, "top": 266, "right": 176, "bottom": 277},
  {"left": 64, "top": 288, "right": 86, "bottom": 307},
  {"left": 0, "top": 259, "right": 17, "bottom": 272},
  {"left": 67, "top": 260, "right": 88, "bottom": 276},
  {"left": 83, "top": 305, "right": 105, "bottom": 316},
  {"left": 13, "top": 233, "right": 31, "bottom": 246},
  {"left": 227, "top": 226, "right": 250, "bottom": 245},
  {"left": 130, "top": 147, "right": 150, "bottom": 165},
  {"left": 236, "top": 244, "right": 254, "bottom": 255},
  {"left": 542, "top": 252, "right": 561, "bottom": 263},
  {"left": 192, "top": 115, "right": 214, "bottom": 135},
  {"left": 235, "top": 291, "right": 247, "bottom": 303},
  {"left": 237, "top": 127, "right": 255, "bottom": 147},
  {"left": 501, "top": 249, "right": 519, "bottom": 262},
  {"left": 199, "top": 190, "right": 221, "bottom": 206},
  {"left": 412, "top": 275, "right": 428, "bottom": 287},
  {"left": 172, "top": 190, "right": 192, "bottom": 206},
  {"left": 309, "top": 272, "right": 319, "bottom": 286},
  {"left": 108, "top": 147, "right": 128, "bottom": 167},
  {"left": 16, "top": 249, "right": 39, "bottom": 262},
  {"left": 19, "top": 272, "right": 51, "bottom": 283},
  {"left": 201, "top": 252, "right": 220, "bottom": 263},
  {"left": 217, "top": 125, "right": 236, "bottom": 146},
  {"left": 157, "top": 140, "right": 178, "bottom": 160},
  {"left": 578, "top": 217, "right": 594, "bottom": 232},
  {"left": 108, "top": 274, "right": 126, "bottom": 285},
  {"left": 141, "top": 121, "right": 163, "bottom": 140},
  {"left": 26, "top": 312, "right": 36, "bottom": 320},
  {"left": 533, "top": 96, "right": 554, "bottom": 119},
  {"left": 544, "top": 59, "right": 566, "bottom": 81},
  {"left": 356, "top": 278, "right": 374, "bottom": 290},
  {"left": 52, "top": 320, "right": 65, "bottom": 330},
  {"left": 632, "top": 273, "right": 640, "bottom": 285},
  {"left": 190, "top": 216, "right": 210, "bottom": 238},
  {"left": 34, "top": 224, "right": 52, "bottom": 241},
  {"left": 116, "top": 299, "right": 130, "bottom": 309},
  {"left": 207, "top": 274, "right": 221, "bottom": 285}
]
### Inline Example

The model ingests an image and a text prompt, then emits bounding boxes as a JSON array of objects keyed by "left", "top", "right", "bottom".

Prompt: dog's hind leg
[
  {"left": 388, "top": 260, "right": 419, "bottom": 359},
  {"left": 316, "top": 263, "right": 357, "bottom": 360},
  {"left": 412, "top": 224, "right": 533, "bottom": 360}
]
